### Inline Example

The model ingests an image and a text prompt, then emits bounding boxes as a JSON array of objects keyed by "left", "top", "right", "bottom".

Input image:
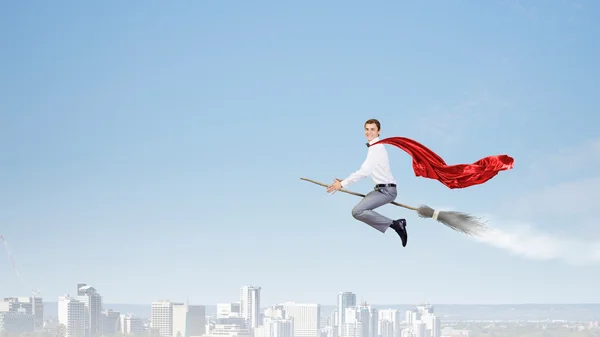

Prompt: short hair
[{"left": 364, "top": 118, "right": 380, "bottom": 130}]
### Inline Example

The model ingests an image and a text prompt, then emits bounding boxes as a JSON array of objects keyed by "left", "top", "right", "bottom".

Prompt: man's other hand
[{"left": 326, "top": 179, "right": 342, "bottom": 194}]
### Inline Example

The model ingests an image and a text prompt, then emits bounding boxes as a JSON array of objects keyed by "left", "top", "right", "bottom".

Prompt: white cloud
[
  {"left": 528, "top": 137, "right": 600, "bottom": 176},
  {"left": 411, "top": 92, "right": 503, "bottom": 146},
  {"left": 469, "top": 215, "right": 600, "bottom": 266},
  {"left": 511, "top": 174, "right": 600, "bottom": 218},
  {"left": 472, "top": 175, "right": 600, "bottom": 265},
  {"left": 514, "top": 137, "right": 600, "bottom": 219},
  {"left": 499, "top": 0, "right": 539, "bottom": 20}
]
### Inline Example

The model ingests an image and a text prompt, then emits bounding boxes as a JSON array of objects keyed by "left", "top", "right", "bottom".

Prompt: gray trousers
[{"left": 351, "top": 186, "right": 397, "bottom": 233}]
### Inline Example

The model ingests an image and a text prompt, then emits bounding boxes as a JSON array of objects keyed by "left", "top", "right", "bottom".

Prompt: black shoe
[{"left": 390, "top": 219, "right": 408, "bottom": 247}]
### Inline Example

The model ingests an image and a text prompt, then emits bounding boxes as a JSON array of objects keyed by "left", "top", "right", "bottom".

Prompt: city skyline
[
  {"left": 2, "top": 0, "right": 600, "bottom": 307},
  {"left": 1, "top": 284, "right": 447, "bottom": 337},
  {"left": 4, "top": 283, "right": 600, "bottom": 337}
]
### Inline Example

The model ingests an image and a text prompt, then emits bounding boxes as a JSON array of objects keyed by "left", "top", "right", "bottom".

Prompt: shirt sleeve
[{"left": 340, "top": 146, "right": 379, "bottom": 187}]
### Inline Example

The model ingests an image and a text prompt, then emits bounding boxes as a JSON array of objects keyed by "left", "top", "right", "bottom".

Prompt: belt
[{"left": 375, "top": 183, "right": 396, "bottom": 188}]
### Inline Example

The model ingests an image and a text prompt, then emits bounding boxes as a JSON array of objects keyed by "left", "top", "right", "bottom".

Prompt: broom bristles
[{"left": 416, "top": 205, "right": 489, "bottom": 236}]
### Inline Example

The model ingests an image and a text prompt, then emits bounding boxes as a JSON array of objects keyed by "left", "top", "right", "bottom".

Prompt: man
[{"left": 326, "top": 119, "right": 408, "bottom": 247}]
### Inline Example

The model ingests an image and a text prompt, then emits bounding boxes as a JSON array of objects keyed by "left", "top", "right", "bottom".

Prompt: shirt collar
[{"left": 366, "top": 137, "right": 380, "bottom": 147}]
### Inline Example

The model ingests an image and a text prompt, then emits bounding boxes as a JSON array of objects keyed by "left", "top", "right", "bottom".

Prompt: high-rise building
[
  {"left": 101, "top": 309, "right": 121, "bottom": 335},
  {"left": 172, "top": 303, "right": 187, "bottom": 337},
  {"left": 187, "top": 305, "right": 206, "bottom": 337},
  {"left": 2, "top": 297, "right": 43, "bottom": 330},
  {"left": 77, "top": 284, "right": 103, "bottom": 337},
  {"left": 240, "top": 286, "right": 261, "bottom": 329},
  {"left": 340, "top": 321, "right": 363, "bottom": 337},
  {"left": 58, "top": 295, "right": 86, "bottom": 337},
  {"left": 368, "top": 307, "right": 378, "bottom": 337},
  {"left": 345, "top": 303, "right": 373, "bottom": 337},
  {"left": 280, "top": 302, "right": 320, "bottom": 337},
  {"left": 0, "top": 310, "right": 35, "bottom": 335},
  {"left": 410, "top": 304, "right": 440, "bottom": 337},
  {"left": 152, "top": 300, "right": 174, "bottom": 337},
  {"left": 377, "top": 309, "right": 401, "bottom": 337},
  {"left": 431, "top": 316, "right": 440, "bottom": 337},
  {"left": 379, "top": 320, "right": 393, "bottom": 337},
  {"left": 414, "top": 322, "right": 426, "bottom": 337},
  {"left": 120, "top": 314, "right": 145, "bottom": 335},
  {"left": 217, "top": 303, "right": 241, "bottom": 318},
  {"left": 337, "top": 292, "right": 356, "bottom": 336},
  {"left": 262, "top": 317, "right": 293, "bottom": 337},
  {"left": 262, "top": 306, "right": 292, "bottom": 337}
]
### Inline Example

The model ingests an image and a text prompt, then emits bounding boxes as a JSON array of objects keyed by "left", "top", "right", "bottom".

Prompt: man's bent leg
[{"left": 351, "top": 187, "right": 397, "bottom": 233}]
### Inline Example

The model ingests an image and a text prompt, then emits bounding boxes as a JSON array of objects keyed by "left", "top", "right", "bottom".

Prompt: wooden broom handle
[{"left": 300, "top": 177, "right": 417, "bottom": 211}]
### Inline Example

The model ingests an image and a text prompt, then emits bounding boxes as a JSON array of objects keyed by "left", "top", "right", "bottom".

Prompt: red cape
[{"left": 372, "top": 137, "right": 514, "bottom": 189}]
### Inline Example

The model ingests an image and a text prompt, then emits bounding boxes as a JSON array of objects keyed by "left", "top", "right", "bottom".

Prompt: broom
[{"left": 300, "top": 177, "right": 489, "bottom": 236}]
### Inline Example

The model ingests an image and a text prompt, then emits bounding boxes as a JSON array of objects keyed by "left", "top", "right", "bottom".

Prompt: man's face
[{"left": 364, "top": 123, "right": 379, "bottom": 142}]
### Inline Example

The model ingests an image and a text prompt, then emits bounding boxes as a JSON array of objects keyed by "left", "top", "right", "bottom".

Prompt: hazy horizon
[{"left": 38, "top": 301, "right": 600, "bottom": 323}]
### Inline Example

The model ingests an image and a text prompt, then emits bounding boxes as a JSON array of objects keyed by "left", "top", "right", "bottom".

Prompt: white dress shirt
[{"left": 341, "top": 137, "right": 397, "bottom": 187}]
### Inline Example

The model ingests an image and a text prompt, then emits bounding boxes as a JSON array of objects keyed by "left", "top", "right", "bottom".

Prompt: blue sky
[{"left": 1, "top": 0, "right": 599, "bottom": 307}]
